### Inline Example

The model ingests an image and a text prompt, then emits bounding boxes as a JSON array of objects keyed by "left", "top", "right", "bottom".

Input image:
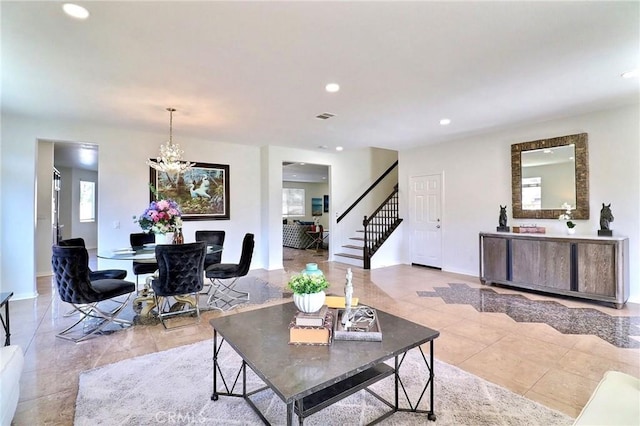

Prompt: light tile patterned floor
[{"left": 10, "top": 247, "right": 640, "bottom": 424}]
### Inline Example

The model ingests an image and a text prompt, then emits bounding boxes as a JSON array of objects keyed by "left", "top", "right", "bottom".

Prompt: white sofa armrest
[
  {"left": 573, "top": 371, "right": 640, "bottom": 426},
  {"left": 0, "top": 345, "right": 24, "bottom": 426}
]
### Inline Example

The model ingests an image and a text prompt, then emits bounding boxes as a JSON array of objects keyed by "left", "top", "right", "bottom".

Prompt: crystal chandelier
[{"left": 146, "top": 108, "right": 195, "bottom": 178}]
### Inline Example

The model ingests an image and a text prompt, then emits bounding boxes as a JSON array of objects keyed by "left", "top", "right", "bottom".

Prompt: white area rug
[{"left": 75, "top": 340, "right": 573, "bottom": 425}]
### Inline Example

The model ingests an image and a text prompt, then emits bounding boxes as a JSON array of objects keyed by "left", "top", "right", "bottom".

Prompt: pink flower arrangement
[{"left": 134, "top": 199, "right": 182, "bottom": 234}]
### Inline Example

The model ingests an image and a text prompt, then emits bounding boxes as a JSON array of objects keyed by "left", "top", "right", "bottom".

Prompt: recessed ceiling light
[
  {"left": 63, "top": 3, "right": 90, "bottom": 19},
  {"left": 621, "top": 69, "right": 639, "bottom": 79},
  {"left": 543, "top": 149, "right": 552, "bottom": 153},
  {"left": 336, "top": 146, "right": 344, "bottom": 152},
  {"left": 325, "top": 83, "right": 340, "bottom": 93},
  {"left": 439, "top": 118, "right": 451, "bottom": 126},
  {"left": 299, "top": 163, "right": 305, "bottom": 166}
]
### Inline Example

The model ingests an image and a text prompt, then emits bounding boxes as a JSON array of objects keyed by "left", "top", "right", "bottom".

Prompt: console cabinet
[{"left": 479, "top": 232, "right": 629, "bottom": 308}]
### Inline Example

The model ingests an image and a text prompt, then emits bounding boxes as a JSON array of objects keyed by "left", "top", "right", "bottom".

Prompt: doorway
[
  {"left": 282, "top": 162, "right": 330, "bottom": 269},
  {"left": 35, "top": 140, "right": 99, "bottom": 276},
  {"left": 409, "top": 173, "right": 443, "bottom": 268}
]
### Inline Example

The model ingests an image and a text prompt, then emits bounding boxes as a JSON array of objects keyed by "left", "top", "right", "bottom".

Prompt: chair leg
[
  {"left": 206, "top": 277, "right": 250, "bottom": 310},
  {"left": 154, "top": 294, "right": 200, "bottom": 330},
  {"left": 56, "top": 294, "right": 133, "bottom": 343}
]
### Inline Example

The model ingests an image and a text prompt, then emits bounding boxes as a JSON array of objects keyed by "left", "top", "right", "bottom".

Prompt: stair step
[
  {"left": 335, "top": 252, "right": 364, "bottom": 260},
  {"left": 349, "top": 237, "right": 364, "bottom": 241},
  {"left": 343, "top": 244, "right": 362, "bottom": 250}
]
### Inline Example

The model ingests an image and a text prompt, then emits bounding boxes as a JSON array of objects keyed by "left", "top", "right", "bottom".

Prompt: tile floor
[{"left": 9, "top": 247, "right": 640, "bottom": 424}]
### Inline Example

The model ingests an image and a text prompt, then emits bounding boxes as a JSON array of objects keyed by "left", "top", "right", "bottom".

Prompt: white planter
[
  {"left": 293, "top": 291, "right": 326, "bottom": 313},
  {"left": 567, "top": 228, "right": 576, "bottom": 235}
]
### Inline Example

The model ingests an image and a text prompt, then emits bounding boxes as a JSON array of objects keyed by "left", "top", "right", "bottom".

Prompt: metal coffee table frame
[{"left": 210, "top": 303, "right": 438, "bottom": 425}]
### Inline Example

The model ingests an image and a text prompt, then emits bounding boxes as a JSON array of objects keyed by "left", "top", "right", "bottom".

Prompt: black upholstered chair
[
  {"left": 195, "top": 230, "right": 225, "bottom": 294},
  {"left": 58, "top": 237, "right": 127, "bottom": 281},
  {"left": 195, "top": 230, "right": 226, "bottom": 267},
  {"left": 205, "top": 233, "right": 254, "bottom": 310},
  {"left": 51, "top": 245, "right": 135, "bottom": 342},
  {"left": 129, "top": 232, "right": 159, "bottom": 291},
  {"left": 151, "top": 242, "right": 206, "bottom": 329}
]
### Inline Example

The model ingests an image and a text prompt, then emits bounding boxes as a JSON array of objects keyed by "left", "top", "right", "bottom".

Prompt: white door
[{"left": 409, "top": 174, "right": 442, "bottom": 268}]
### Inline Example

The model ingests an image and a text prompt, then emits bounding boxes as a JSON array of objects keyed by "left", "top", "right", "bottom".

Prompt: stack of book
[{"left": 289, "top": 305, "right": 334, "bottom": 345}]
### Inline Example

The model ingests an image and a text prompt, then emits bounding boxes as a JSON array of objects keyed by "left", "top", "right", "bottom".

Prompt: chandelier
[{"left": 146, "top": 107, "right": 194, "bottom": 178}]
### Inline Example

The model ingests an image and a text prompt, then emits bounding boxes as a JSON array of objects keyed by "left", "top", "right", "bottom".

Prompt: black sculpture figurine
[
  {"left": 497, "top": 205, "right": 510, "bottom": 232},
  {"left": 598, "top": 203, "right": 614, "bottom": 236}
]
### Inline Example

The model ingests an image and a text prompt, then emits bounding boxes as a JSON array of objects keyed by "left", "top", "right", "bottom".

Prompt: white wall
[
  {"left": 36, "top": 141, "right": 54, "bottom": 276},
  {"left": 56, "top": 166, "right": 73, "bottom": 241},
  {"left": 1, "top": 114, "right": 262, "bottom": 298},
  {"left": 0, "top": 114, "right": 399, "bottom": 298},
  {"left": 399, "top": 103, "right": 640, "bottom": 303},
  {"left": 261, "top": 145, "right": 399, "bottom": 271}
]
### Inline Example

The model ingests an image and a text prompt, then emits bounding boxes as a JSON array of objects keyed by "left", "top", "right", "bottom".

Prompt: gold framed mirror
[{"left": 511, "top": 133, "right": 589, "bottom": 219}]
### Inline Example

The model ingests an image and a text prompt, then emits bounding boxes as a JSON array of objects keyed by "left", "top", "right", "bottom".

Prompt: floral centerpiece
[
  {"left": 288, "top": 270, "right": 329, "bottom": 313},
  {"left": 134, "top": 199, "right": 183, "bottom": 235},
  {"left": 558, "top": 202, "right": 576, "bottom": 232}
]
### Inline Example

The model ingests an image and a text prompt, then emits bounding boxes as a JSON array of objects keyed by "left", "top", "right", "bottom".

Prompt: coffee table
[{"left": 209, "top": 302, "right": 439, "bottom": 425}]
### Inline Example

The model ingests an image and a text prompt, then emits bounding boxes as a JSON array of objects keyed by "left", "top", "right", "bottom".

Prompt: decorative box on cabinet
[{"left": 479, "top": 232, "right": 629, "bottom": 309}]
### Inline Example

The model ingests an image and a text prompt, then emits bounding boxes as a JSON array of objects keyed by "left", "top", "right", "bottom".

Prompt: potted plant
[
  {"left": 288, "top": 271, "right": 329, "bottom": 313},
  {"left": 558, "top": 203, "right": 576, "bottom": 235}
]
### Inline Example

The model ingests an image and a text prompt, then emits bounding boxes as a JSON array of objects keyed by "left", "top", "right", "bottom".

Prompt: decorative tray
[{"left": 333, "top": 307, "right": 382, "bottom": 342}]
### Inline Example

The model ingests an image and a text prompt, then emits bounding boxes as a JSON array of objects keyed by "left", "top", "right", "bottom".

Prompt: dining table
[{"left": 97, "top": 243, "right": 223, "bottom": 317}]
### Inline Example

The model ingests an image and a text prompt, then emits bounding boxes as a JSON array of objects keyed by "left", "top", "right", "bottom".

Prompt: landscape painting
[{"left": 149, "top": 161, "right": 230, "bottom": 220}]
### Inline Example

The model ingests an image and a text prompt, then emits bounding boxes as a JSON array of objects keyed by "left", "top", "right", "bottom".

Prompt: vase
[
  {"left": 567, "top": 227, "right": 576, "bottom": 235},
  {"left": 154, "top": 232, "right": 173, "bottom": 245},
  {"left": 302, "top": 263, "right": 323, "bottom": 277},
  {"left": 293, "top": 291, "right": 326, "bottom": 313}
]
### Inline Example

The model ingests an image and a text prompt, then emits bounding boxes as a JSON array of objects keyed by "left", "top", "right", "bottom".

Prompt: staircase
[{"left": 335, "top": 184, "right": 402, "bottom": 269}]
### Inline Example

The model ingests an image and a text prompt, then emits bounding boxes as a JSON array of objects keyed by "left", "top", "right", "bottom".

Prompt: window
[
  {"left": 282, "top": 188, "right": 305, "bottom": 217},
  {"left": 79, "top": 180, "right": 95, "bottom": 222}
]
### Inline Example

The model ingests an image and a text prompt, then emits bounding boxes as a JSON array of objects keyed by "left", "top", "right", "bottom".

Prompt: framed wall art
[
  {"left": 323, "top": 195, "right": 329, "bottom": 213},
  {"left": 312, "top": 197, "right": 323, "bottom": 216},
  {"left": 149, "top": 161, "right": 230, "bottom": 220}
]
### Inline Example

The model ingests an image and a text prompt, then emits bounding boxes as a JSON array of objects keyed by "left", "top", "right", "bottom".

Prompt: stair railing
[
  {"left": 337, "top": 161, "right": 398, "bottom": 224},
  {"left": 362, "top": 185, "right": 402, "bottom": 269},
  {"left": 335, "top": 160, "right": 401, "bottom": 269}
]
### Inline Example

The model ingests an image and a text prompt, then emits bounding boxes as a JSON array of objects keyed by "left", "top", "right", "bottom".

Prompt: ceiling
[
  {"left": 3, "top": 2, "right": 639, "bottom": 156},
  {"left": 53, "top": 142, "right": 99, "bottom": 172},
  {"left": 282, "top": 162, "right": 329, "bottom": 183}
]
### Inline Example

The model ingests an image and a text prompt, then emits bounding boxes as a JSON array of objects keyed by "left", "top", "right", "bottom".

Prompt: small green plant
[{"left": 287, "top": 273, "right": 329, "bottom": 295}]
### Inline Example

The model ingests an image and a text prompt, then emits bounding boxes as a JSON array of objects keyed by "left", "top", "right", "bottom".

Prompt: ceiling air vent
[{"left": 315, "top": 112, "right": 336, "bottom": 120}]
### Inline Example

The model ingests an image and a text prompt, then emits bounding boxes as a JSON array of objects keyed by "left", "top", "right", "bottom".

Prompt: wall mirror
[{"left": 511, "top": 133, "right": 589, "bottom": 219}]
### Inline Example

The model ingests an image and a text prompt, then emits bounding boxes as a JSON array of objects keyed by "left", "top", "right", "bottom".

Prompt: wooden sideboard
[{"left": 479, "top": 232, "right": 629, "bottom": 308}]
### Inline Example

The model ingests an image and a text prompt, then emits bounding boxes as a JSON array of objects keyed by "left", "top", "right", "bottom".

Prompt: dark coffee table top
[{"left": 209, "top": 302, "right": 439, "bottom": 403}]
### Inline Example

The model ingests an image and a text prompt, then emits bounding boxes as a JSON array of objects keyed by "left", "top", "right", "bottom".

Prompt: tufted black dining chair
[
  {"left": 58, "top": 237, "right": 128, "bottom": 281},
  {"left": 129, "top": 232, "right": 159, "bottom": 292},
  {"left": 195, "top": 230, "right": 225, "bottom": 294},
  {"left": 205, "top": 233, "right": 254, "bottom": 310},
  {"left": 195, "top": 230, "right": 226, "bottom": 268},
  {"left": 151, "top": 242, "right": 206, "bottom": 329},
  {"left": 51, "top": 245, "right": 135, "bottom": 342}
]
